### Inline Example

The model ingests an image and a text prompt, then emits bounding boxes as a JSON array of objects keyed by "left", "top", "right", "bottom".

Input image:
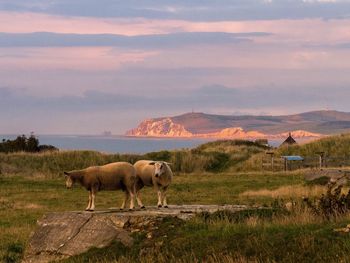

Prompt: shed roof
[{"left": 281, "top": 156, "right": 304, "bottom": 161}]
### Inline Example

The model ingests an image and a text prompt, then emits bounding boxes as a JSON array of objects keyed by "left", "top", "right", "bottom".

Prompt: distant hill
[{"left": 126, "top": 110, "right": 350, "bottom": 138}]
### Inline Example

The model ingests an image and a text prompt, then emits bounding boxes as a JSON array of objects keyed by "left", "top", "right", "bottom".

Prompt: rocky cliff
[
  {"left": 126, "top": 116, "right": 322, "bottom": 139},
  {"left": 126, "top": 118, "right": 193, "bottom": 137},
  {"left": 126, "top": 110, "right": 350, "bottom": 138}
]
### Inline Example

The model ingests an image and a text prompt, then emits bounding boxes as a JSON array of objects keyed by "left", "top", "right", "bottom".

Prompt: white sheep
[
  {"left": 64, "top": 162, "right": 136, "bottom": 211},
  {"left": 134, "top": 160, "right": 173, "bottom": 208}
]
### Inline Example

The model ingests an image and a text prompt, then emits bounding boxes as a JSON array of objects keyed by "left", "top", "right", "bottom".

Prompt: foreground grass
[
  {"left": 62, "top": 210, "right": 350, "bottom": 263},
  {"left": 2, "top": 171, "right": 350, "bottom": 262}
]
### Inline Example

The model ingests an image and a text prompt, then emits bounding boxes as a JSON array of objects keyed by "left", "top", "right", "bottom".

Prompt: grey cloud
[
  {"left": 1, "top": 0, "right": 350, "bottom": 21},
  {"left": 2, "top": 84, "right": 350, "bottom": 134},
  {"left": 2, "top": 84, "right": 350, "bottom": 114},
  {"left": 0, "top": 32, "right": 267, "bottom": 48}
]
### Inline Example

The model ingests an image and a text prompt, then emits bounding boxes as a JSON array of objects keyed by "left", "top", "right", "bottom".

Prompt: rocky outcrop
[
  {"left": 275, "top": 130, "right": 322, "bottom": 139},
  {"left": 23, "top": 205, "right": 251, "bottom": 263},
  {"left": 125, "top": 111, "right": 335, "bottom": 139},
  {"left": 212, "top": 127, "right": 267, "bottom": 139},
  {"left": 126, "top": 118, "right": 193, "bottom": 137},
  {"left": 126, "top": 117, "right": 322, "bottom": 140}
]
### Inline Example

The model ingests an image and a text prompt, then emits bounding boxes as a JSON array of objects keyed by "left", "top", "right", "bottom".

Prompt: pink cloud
[
  {"left": 1, "top": 11, "right": 350, "bottom": 45},
  {"left": 0, "top": 47, "right": 159, "bottom": 71}
]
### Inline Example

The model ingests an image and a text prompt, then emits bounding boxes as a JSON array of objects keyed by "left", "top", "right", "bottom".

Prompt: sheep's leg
[
  {"left": 135, "top": 181, "right": 145, "bottom": 209},
  {"left": 86, "top": 191, "right": 92, "bottom": 211},
  {"left": 162, "top": 187, "right": 168, "bottom": 208},
  {"left": 120, "top": 191, "right": 129, "bottom": 210},
  {"left": 89, "top": 191, "right": 96, "bottom": 211},
  {"left": 129, "top": 191, "right": 135, "bottom": 210},
  {"left": 136, "top": 191, "right": 144, "bottom": 209},
  {"left": 157, "top": 187, "right": 162, "bottom": 208}
]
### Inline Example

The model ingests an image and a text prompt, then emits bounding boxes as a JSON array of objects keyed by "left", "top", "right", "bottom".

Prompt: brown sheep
[
  {"left": 64, "top": 162, "right": 136, "bottom": 211},
  {"left": 134, "top": 160, "right": 173, "bottom": 208}
]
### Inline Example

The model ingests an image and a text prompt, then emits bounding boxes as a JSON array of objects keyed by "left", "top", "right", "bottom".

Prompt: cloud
[
  {"left": 2, "top": 84, "right": 350, "bottom": 115},
  {"left": 0, "top": 31, "right": 267, "bottom": 48},
  {"left": 2, "top": 84, "right": 350, "bottom": 134},
  {"left": 1, "top": 0, "right": 350, "bottom": 21}
]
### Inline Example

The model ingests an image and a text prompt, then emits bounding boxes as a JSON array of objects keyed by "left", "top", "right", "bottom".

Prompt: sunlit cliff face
[{"left": 126, "top": 118, "right": 323, "bottom": 139}]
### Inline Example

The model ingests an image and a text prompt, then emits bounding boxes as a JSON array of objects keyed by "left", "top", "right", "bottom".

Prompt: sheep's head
[
  {"left": 64, "top": 172, "right": 74, "bottom": 189},
  {"left": 149, "top": 161, "right": 169, "bottom": 178}
]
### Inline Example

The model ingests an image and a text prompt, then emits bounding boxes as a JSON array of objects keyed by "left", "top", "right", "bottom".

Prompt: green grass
[
  {"left": 60, "top": 211, "right": 350, "bottom": 263},
  {"left": 0, "top": 171, "right": 303, "bottom": 262},
  {"left": 3, "top": 136, "right": 350, "bottom": 262},
  {"left": 2, "top": 170, "right": 350, "bottom": 262}
]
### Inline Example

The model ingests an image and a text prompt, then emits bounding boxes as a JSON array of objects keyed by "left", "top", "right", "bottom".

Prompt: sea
[{"left": 0, "top": 134, "right": 285, "bottom": 154}]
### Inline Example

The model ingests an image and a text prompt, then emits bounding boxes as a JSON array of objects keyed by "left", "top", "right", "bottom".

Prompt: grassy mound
[{"left": 0, "top": 139, "right": 269, "bottom": 177}]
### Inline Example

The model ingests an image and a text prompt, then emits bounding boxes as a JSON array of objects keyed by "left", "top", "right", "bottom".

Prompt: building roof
[
  {"left": 282, "top": 132, "right": 297, "bottom": 145},
  {"left": 281, "top": 155, "right": 304, "bottom": 161}
]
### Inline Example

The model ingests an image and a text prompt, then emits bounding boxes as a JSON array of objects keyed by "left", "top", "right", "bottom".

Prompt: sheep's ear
[
  {"left": 148, "top": 162, "right": 156, "bottom": 166},
  {"left": 165, "top": 162, "right": 173, "bottom": 166},
  {"left": 64, "top": 171, "right": 70, "bottom": 176}
]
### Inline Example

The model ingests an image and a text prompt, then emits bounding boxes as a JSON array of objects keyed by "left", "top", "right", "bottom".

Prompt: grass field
[
  {"left": 2, "top": 168, "right": 350, "bottom": 263},
  {"left": 2, "top": 136, "right": 350, "bottom": 262}
]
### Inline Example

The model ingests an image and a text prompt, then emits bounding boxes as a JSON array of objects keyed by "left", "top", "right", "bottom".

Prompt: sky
[{"left": 1, "top": 0, "right": 350, "bottom": 134}]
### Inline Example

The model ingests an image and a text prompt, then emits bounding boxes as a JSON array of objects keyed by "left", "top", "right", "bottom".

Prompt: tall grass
[{"left": 0, "top": 139, "right": 269, "bottom": 177}]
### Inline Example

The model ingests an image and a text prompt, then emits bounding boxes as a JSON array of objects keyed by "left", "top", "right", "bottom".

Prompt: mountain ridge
[{"left": 126, "top": 110, "right": 350, "bottom": 138}]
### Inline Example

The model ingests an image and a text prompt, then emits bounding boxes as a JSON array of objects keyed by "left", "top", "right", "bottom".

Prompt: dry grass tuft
[
  {"left": 240, "top": 185, "right": 326, "bottom": 199},
  {"left": 14, "top": 202, "right": 44, "bottom": 210}
]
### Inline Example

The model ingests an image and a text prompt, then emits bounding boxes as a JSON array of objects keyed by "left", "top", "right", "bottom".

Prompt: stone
[
  {"left": 23, "top": 204, "right": 252, "bottom": 263},
  {"left": 304, "top": 169, "right": 350, "bottom": 186}
]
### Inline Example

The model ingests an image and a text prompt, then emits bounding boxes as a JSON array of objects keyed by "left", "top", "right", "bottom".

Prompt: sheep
[
  {"left": 64, "top": 162, "right": 136, "bottom": 211},
  {"left": 134, "top": 160, "right": 173, "bottom": 208}
]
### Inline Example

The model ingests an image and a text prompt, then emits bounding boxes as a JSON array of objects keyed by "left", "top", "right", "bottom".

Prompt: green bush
[
  {"left": 3, "top": 242, "right": 24, "bottom": 263},
  {"left": 304, "top": 181, "right": 350, "bottom": 219}
]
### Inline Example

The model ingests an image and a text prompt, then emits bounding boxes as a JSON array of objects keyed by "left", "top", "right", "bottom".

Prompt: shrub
[
  {"left": 3, "top": 242, "right": 24, "bottom": 263},
  {"left": 304, "top": 181, "right": 350, "bottom": 219}
]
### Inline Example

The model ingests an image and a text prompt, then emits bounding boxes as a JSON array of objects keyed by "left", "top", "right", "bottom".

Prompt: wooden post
[
  {"left": 266, "top": 152, "right": 275, "bottom": 171},
  {"left": 316, "top": 152, "right": 325, "bottom": 170},
  {"left": 284, "top": 158, "right": 288, "bottom": 172}
]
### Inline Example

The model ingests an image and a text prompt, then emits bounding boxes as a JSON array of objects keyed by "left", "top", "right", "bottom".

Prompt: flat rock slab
[
  {"left": 23, "top": 205, "right": 250, "bottom": 263},
  {"left": 304, "top": 169, "right": 350, "bottom": 185}
]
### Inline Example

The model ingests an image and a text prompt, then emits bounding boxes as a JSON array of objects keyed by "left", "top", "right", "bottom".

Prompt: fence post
[
  {"left": 266, "top": 152, "right": 275, "bottom": 171},
  {"left": 316, "top": 152, "right": 325, "bottom": 169},
  {"left": 284, "top": 158, "right": 288, "bottom": 172}
]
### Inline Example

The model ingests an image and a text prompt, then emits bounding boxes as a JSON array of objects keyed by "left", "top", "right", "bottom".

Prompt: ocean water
[
  {"left": 0, "top": 134, "right": 287, "bottom": 154},
  {"left": 0, "top": 135, "right": 215, "bottom": 154}
]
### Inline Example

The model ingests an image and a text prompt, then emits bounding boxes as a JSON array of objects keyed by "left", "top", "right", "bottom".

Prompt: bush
[
  {"left": 0, "top": 134, "right": 56, "bottom": 153},
  {"left": 304, "top": 181, "right": 350, "bottom": 219},
  {"left": 3, "top": 242, "right": 24, "bottom": 263}
]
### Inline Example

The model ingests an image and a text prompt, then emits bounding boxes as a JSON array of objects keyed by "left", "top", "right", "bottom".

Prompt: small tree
[{"left": 26, "top": 133, "right": 39, "bottom": 152}]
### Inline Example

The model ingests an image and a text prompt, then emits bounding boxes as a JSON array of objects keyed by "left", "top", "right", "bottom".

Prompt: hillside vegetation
[
  {"left": 2, "top": 134, "right": 350, "bottom": 177},
  {"left": 242, "top": 133, "right": 350, "bottom": 171},
  {"left": 0, "top": 140, "right": 268, "bottom": 177}
]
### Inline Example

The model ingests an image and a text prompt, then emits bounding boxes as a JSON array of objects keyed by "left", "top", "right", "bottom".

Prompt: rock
[
  {"left": 23, "top": 204, "right": 252, "bottom": 263},
  {"left": 304, "top": 169, "right": 350, "bottom": 185}
]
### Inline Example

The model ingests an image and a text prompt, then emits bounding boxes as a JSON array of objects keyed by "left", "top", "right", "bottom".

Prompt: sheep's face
[
  {"left": 150, "top": 162, "right": 167, "bottom": 178},
  {"left": 64, "top": 172, "right": 74, "bottom": 189}
]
